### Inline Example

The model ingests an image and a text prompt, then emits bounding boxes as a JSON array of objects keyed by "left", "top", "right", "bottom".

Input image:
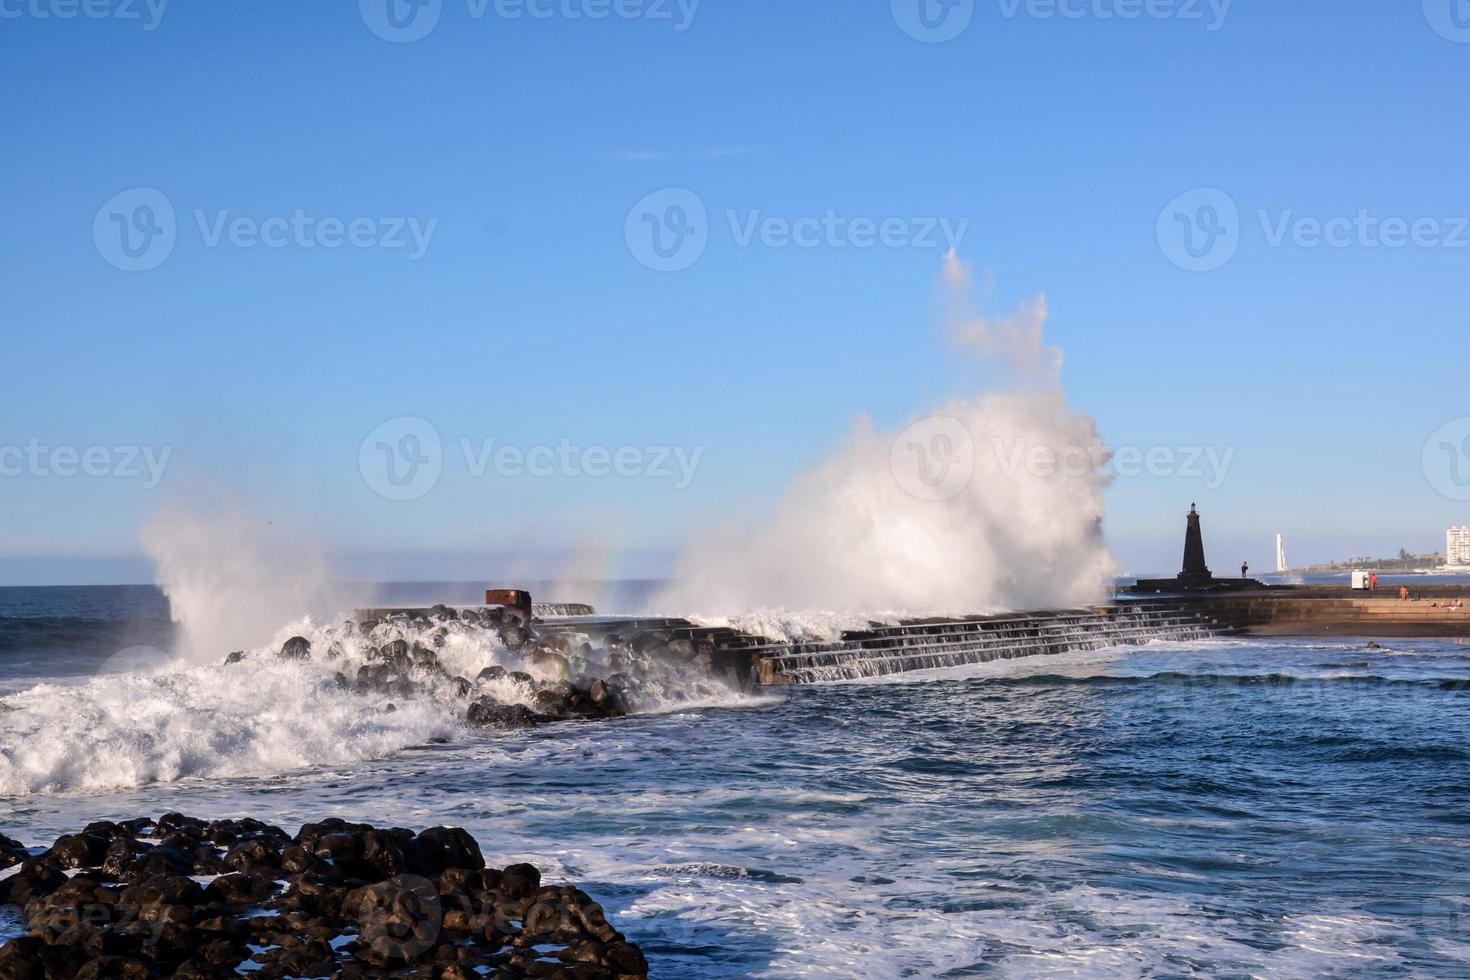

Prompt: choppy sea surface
[{"left": 3, "top": 584, "right": 1470, "bottom": 977}]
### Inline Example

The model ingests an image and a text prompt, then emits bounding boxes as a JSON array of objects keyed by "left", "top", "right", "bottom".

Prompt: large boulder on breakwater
[
  {"left": 277, "top": 636, "right": 312, "bottom": 661},
  {"left": 0, "top": 814, "right": 649, "bottom": 978},
  {"left": 466, "top": 697, "right": 541, "bottom": 729}
]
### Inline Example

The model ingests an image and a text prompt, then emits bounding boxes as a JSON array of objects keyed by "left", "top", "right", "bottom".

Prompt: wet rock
[
  {"left": 411, "top": 828, "right": 484, "bottom": 876},
  {"left": 0, "top": 860, "right": 66, "bottom": 907},
  {"left": 278, "top": 845, "right": 315, "bottom": 875},
  {"left": 533, "top": 687, "right": 574, "bottom": 718},
  {"left": 528, "top": 648, "right": 571, "bottom": 680},
  {"left": 202, "top": 872, "right": 275, "bottom": 907},
  {"left": 223, "top": 838, "right": 280, "bottom": 872},
  {"left": 42, "top": 832, "right": 110, "bottom": 870},
  {"left": 223, "top": 651, "right": 245, "bottom": 665},
  {"left": 98, "top": 837, "right": 151, "bottom": 877},
  {"left": 0, "top": 813, "right": 638, "bottom": 977},
  {"left": 0, "top": 935, "right": 89, "bottom": 979},
  {"left": 465, "top": 698, "right": 541, "bottom": 730},
  {"left": 0, "top": 830, "right": 28, "bottom": 869},
  {"left": 278, "top": 636, "right": 312, "bottom": 661},
  {"left": 117, "top": 844, "right": 195, "bottom": 882},
  {"left": 498, "top": 863, "right": 541, "bottom": 901},
  {"left": 75, "top": 955, "right": 150, "bottom": 979},
  {"left": 381, "top": 639, "right": 412, "bottom": 670},
  {"left": 476, "top": 664, "right": 508, "bottom": 683}
]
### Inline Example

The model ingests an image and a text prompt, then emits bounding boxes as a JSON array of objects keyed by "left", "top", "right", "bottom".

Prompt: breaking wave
[{"left": 0, "top": 610, "right": 753, "bottom": 797}]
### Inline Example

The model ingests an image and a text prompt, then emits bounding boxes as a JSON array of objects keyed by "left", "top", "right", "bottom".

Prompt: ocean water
[{"left": 3, "top": 586, "right": 1470, "bottom": 977}]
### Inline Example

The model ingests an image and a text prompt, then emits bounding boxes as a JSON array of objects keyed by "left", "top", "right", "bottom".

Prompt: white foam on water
[
  {"left": 0, "top": 613, "right": 758, "bottom": 797},
  {"left": 0, "top": 655, "right": 457, "bottom": 797}
]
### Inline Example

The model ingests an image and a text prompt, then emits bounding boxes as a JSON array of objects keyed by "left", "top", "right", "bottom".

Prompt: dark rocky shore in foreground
[{"left": 0, "top": 814, "right": 648, "bottom": 979}]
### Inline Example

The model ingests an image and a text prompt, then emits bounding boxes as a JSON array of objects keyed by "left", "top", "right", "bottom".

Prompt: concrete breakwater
[
  {"left": 356, "top": 598, "right": 1236, "bottom": 689},
  {"left": 355, "top": 584, "right": 1470, "bottom": 693},
  {"left": 1184, "top": 587, "right": 1470, "bottom": 638}
]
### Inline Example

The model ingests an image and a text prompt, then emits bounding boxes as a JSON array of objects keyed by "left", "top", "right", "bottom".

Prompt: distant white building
[{"left": 1448, "top": 527, "right": 1470, "bottom": 568}]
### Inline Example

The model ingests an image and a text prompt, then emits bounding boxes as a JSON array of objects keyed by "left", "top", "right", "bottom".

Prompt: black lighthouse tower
[
  {"left": 1179, "top": 503, "right": 1212, "bottom": 587},
  {"left": 1128, "top": 503, "right": 1264, "bottom": 594}
]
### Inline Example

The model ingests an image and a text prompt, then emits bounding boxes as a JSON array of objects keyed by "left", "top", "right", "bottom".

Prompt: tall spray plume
[
  {"left": 141, "top": 504, "right": 351, "bottom": 663},
  {"left": 653, "top": 254, "right": 1116, "bottom": 621}
]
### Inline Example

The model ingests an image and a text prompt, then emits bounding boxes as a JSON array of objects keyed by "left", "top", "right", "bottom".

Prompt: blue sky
[{"left": 3, "top": 0, "right": 1469, "bottom": 585}]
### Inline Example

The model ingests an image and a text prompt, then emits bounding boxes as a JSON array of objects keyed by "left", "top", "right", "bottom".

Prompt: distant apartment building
[{"left": 1449, "top": 527, "right": 1470, "bottom": 567}]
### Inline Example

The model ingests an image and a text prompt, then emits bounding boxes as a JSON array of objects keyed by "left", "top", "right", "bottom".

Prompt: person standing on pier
[{"left": 1242, "top": 561, "right": 1249, "bottom": 579}]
